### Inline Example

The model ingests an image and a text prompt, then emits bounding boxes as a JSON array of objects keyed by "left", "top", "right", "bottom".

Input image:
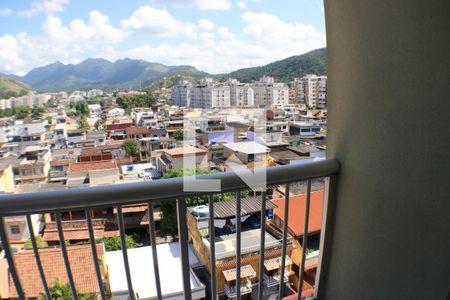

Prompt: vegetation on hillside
[
  {"left": 223, "top": 48, "right": 327, "bottom": 83},
  {"left": 0, "top": 76, "right": 30, "bottom": 99}
]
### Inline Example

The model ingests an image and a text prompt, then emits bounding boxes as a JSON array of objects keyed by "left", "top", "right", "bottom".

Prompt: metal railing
[{"left": 0, "top": 158, "right": 339, "bottom": 300}]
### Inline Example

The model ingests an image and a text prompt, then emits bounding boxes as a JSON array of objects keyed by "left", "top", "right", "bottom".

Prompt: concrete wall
[{"left": 322, "top": 0, "right": 450, "bottom": 299}]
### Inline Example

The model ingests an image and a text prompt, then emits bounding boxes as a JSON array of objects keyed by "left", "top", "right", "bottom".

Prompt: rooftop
[
  {"left": 272, "top": 191, "right": 324, "bottom": 237},
  {"left": 2, "top": 244, "right": 104, "bottom": 298},
  {"left": 105, "top": 243, "right": 205, "bottom": 299},
  {"left": 204, "top": 229, "right": 281, "bottom": 260},
  {"left": 224, "top": 141, "right": 270, "bottom": 154},
  {"left": 164, "top": 147, "right": 207, "bottom": 157},
  {"left": 68, "top": 160, "right": 117, "bottom": 172},
  {"left": 126, "top": 126, "right": 149, "bottom": 136}
]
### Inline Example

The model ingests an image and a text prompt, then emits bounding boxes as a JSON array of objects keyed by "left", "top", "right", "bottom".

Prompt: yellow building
[{"left": 0, "top": 161, "right": 15, "bottom": 193}]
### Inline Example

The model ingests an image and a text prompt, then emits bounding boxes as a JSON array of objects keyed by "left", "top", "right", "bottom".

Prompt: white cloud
[
  {"left": 153, "top": 0, "right": 231, "bottom": 10},
  {"left": 237, "top": 1, "right": 247, "bottom": 9},
  {"left": 18, "top": 0, "right": 69, "bottom": 17},
  {"left": 0, "top": 11, "right": 125, "bottom": 74},
  {"left": 0, "top": 9, "right": 325, "bottom": 76},
  {"left": 0, "top": 8, "right": 12, "bottom": 17},
  {"left": 121, "top": 6, "right": 217, "bottom": 40},
  {"left": 121, "top": 5, "right": 181, "bottom": 36}
]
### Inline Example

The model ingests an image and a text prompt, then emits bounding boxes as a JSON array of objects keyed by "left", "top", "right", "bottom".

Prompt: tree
[
  {"left": 77, "top": 116, "right": 90, "bottom": 133},
  {"left": 122, "top": 139, "right": 138, "bottom": 157},
  {"left": 102, "top": 235, "right": 136, "bottom": 251},
  {"left": 32, "top": 106, "right": 45, "bottom": 119},
  {"left": 75, "top": 100, "right": 89, "bottom": 116},
  {"left": 173, "top": 129, "right": 185, "bottom": 141},
  {"left": 116, "top": 93, "right": 156, "bottom": 111},
  {"left": 14, "top": 106, "right": 31, "bottom": 119},
  {"left": 37, "top": 279, "right": 97, "bottom": 300}
]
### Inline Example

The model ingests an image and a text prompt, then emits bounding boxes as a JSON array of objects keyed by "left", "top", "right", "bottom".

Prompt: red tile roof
[
  {"left": 68, "top": 160, "right": 117, "bottom": 172},
  {"left": 42, "top": 220, "right": 118, "bottom": 242},
  {"left": 164, "top": 147, "right": 207, "bottom": 157},
  {"left": 126, "top": 126, "right": 149, "bottom": 136},
  {"left": 50, "top": 159, "right": 75, "bottom": 167},
  {"left": 80, "top": 147, "right": 103, "bottom": 157},
  {"left": 272, "top": 191, "right": 324, "bottom": 237},
  {"left": 7, "top": 244, "right": 105, "bottom": 298}
]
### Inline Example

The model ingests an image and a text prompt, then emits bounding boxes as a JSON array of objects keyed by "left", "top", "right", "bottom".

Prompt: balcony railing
[
  {"left": 264, "top": 271, "right": 291, "bottom": 287},
  {"left": 0, "top": 158, "right": 339, "bottom": 300},
  {"left": 224, "top": 279, "right": 253, "bottom": 298}
]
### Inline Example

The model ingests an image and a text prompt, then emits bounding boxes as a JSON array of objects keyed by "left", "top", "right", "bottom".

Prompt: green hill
[
  {"left": 223, "top": 48, "right": 327, "bottom": 82},
  {"left": 0, "top": 76, "right": 31, "bottom": 99}
]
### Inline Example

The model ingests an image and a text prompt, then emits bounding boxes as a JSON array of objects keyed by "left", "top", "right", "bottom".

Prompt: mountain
[
  {"left": 223, "top": 48, "right": 327, "bottom": 83},
  {"left": 2, "top": 47, "right": 326, "bottom": 92},
  {"left": 20, "top": 59, "right": 207, "bottom": 92},
  {"left": 0, "top": 76, "right": 31, "bottom": 99}
]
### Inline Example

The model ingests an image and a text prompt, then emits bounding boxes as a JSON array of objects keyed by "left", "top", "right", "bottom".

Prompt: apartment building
[
  {"left": 292, "top": 75, "right": 327, "bottom": 108},
  {"left": 252, "top": 77, "right": 289, "bottom": 107},
  {"left": 171, "top": 80, "right": 192, "bottom": 107},
  {"left": 190, "top": 79, "right": 231, "bottom": 109}
]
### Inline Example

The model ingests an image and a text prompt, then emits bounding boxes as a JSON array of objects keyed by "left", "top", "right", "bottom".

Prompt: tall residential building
[
  {"left": 171, "top": 80, "right": 192, "bottom": 107},
  {"left": 292, "top": 75, "right": 327, "bottom": 108},
  {"left": 228, "top": 78, "right": 254, "bottom": 107},
  {"left": 190, "top": 80, "right": 231, "bottom": 109},
  {"left": 253, "top": 76, "right": 289, "bottom": 107}
]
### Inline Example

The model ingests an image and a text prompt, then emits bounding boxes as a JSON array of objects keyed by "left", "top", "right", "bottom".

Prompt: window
[{"left": 10, "top": 225, "right": 20, "bottom": 235}]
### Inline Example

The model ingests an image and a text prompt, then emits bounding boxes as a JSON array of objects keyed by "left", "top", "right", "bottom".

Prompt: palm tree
[{"left": 37, "top": 279, "right": 98, "bottom": 300}]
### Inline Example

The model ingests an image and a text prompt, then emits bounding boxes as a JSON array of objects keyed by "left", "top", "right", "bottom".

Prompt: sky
[{"left": 0, "top": 0, "right": 326, "bottom": 75}]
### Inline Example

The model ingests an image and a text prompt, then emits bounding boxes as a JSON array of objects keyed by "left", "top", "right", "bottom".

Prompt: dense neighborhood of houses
[{"left": 0, "top": 75, "right": 328, "bottom": 299}]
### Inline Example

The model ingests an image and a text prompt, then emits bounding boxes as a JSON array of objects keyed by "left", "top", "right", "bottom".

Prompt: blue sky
[{"left": 0, "top": 0, "right": 326, "bottom": 75}]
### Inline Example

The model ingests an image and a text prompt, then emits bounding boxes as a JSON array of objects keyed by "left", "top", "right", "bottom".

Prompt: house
[
  {"left": 272, "top": 191, "right": 324, "bottom": 241},
  {"left": 66, "top": 129, "right": 86, "bottom": 146},
  {"left": 49, "top": 159, "right": 75, "bottom": 183},
  {"left": 225, "top": 122, "right": 250, "bottom": 143},
  {"left": 79, "top": 147, "right": 113, "bottom": 162},
  {"left": 106, "top": 107, "right": 125, "bottom": 118},
  {"left": 105, "top": 243, "right": 205, "bottom": 300},
  {"left": 223, "top": 141, "right": 270, "bottom": 169},
  {"left": 271, "top": 191, "right": 325, "bottom": 292},
  {"left": 157, "top": 147, "right": 208, "bottom": 174},
  {"left": 14, "top": 145, "right": 51, "bottom": 184},
  {"left": 187, "top": 196, "right": 306, "bottom": 299},
  {"left": 86, "top": 131, "right": 106, "bottom": 147},
  {"left": 289, "top": 121, "right": 321, "bottom": 137},
  {"left": 66, "top": 160, "right": 120, "bottom": 188},
  {"left": 105, "top": 117, "right": 133, "bottom": 140},
  {"left": 0, "top": 244, "right": 106, "bottom": 299},
  {"left": 125, "top": 126, "right": 149, "bottom": 140},
  {"left": 1, "top": 215, "right": 41, "bottom": 250},
  {"left": 88, "top": 104, "right": 102, "bottom": 117}
]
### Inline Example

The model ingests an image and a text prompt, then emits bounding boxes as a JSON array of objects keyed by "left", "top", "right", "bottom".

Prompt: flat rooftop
[
  {"left": 204, "top": 228, "right": 281, "bottom": 260},
  {"left": 105, "top": 243, "right": 205, "bottom": 299},
  {"left": 224, "top": 141, "right": 270, "bottom": 154}
]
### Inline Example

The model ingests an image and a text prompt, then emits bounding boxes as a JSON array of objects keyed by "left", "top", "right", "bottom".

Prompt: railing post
[
  {"left": 0, "top": 217, "right": 25, "bottom": 300},
  {"left": 26, "top": 214, "right": 51, "bottom": 300},
  {"left": 177, "top": 197, "right": 192, "bottom": 300},
  {"left": 208, "top": 194, "right": 217, "bottom": 300},
  {"left": 258, "top": 191, "right": 267, "bottom": 300},
  {"left": 147, "top": 202, "right": 162, "bottom": 300},
  {"left": 315, "top": 174, "right": 339, "bottom": 299}
]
